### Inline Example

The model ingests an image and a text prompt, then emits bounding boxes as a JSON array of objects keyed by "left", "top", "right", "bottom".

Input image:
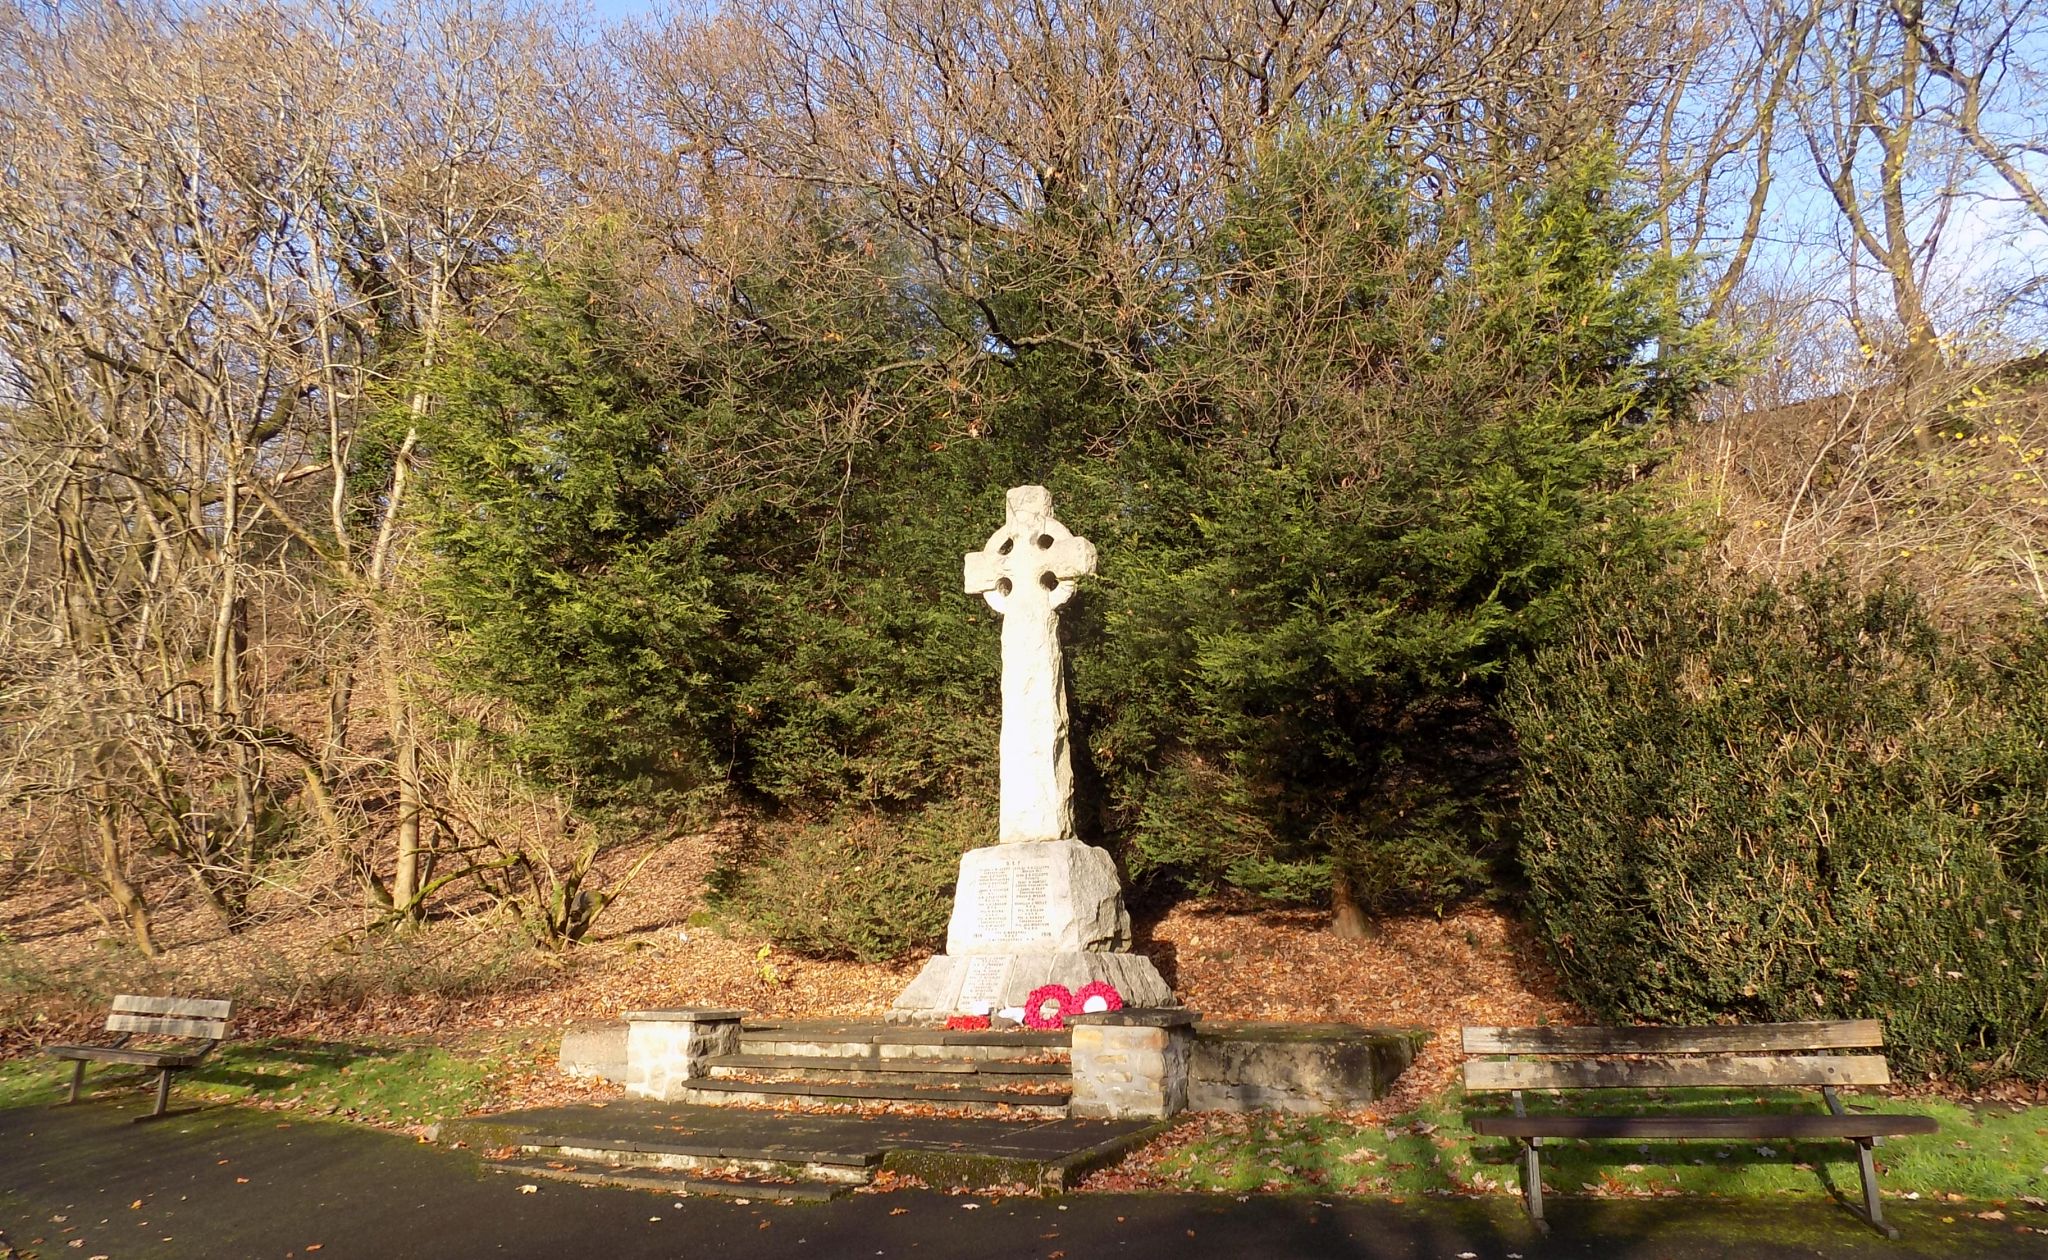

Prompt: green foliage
[
  {"left": 418, "top": 133, "right": 1723, "bottom": 942},
  {"left": 716, "top": 801, "right": 986, "bottom": 962},
  {"left": 1075, "top": 140, "right": 1712, "bottom": 909},
  {"left": 419, "top": 230, "right": 1003, "bottom": 824},
  {"left": 1507, "top": 567, "right": 2048, "bottom": 1081}
]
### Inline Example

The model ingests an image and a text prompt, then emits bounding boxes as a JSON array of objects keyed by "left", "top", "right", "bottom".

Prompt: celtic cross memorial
[{"left": 891, "top": 486, "right": 1174, "bottom": 1019}]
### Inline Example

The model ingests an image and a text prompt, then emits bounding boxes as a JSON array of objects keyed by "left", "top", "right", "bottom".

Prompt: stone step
[
  {"left": 740, "top": 1022, "right": 1069, "bottom": 1047},
  {"left": 454, "top": 1102, "right": 1163, "bottom": 1196},
  {"left": 681, "top": 1075, "right": 1071, "bottom": 1115},
  {"left": 738, "top": 1035, "right": 1070, "bottom": 1065},
  {"left": 708, "top": 1052, "right": 1068, "bottom": 1079},
  {"left": 484, "top": 1153, "right": 854, "bottom": 1202},
  {"left": 704, "top": 1064, "right": 1071, "bottom": 1089},
  {"left": 485, "top": 1129, "right": 879, "bottom": 1185}
]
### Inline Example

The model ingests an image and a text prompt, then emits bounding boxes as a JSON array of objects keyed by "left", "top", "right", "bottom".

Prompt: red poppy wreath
[
  {"left": 1023, "top": 983, "right": 1075, "bottom": 1030},
  {"left": 1073, "top": 980, "right": 1124, "bottom": 1014}
]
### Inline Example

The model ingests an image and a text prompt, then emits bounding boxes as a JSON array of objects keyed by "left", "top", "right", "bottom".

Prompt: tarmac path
[{"left": 1, "top": 1101, "right": 2038, "bottom": 1259}]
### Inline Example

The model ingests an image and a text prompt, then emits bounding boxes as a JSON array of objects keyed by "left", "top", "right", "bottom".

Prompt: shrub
[
  {"left": 1506, "top": 567, "right": 2048, "bottom": 1081},
  {"left": 718, "top": 801, "right": 985, "bottom": 962}
]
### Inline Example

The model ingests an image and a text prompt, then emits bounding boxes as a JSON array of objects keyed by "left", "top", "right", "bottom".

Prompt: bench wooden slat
[
  {"left": 1471, "top": 1113, "right": 1941, "bottom": 1140},
  {"left": 45, "top": 995, "right": 234, "bottom": 1119},
  {"left": 104, "top": 1013, "right": 229, "bottom": 1040},
  {"left": 1462, "top": 1021, "right": 1883, "bottom": 1056},
  {"left": 112, "top": 995, "right": 233, "bottom": 1020},
  {"left": 1464, "top": 1053, "right": 1892, "bottom": 1092},
  {"left": 43, "top": 1044, "right": 209, "bottom": 1069}
]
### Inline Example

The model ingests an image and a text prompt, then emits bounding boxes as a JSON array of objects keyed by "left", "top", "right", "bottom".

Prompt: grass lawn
[
  {"left": 1148, "top": 1087, "right": 2048, "bottom": 1205},
  {"left": 0, "top": 1033, "right": 526, "bottom": 1127}
]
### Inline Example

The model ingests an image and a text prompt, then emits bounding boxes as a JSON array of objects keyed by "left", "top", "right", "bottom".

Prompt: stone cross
[{"left": 964, "top": 486, "right": 1097, "bottom": 844}]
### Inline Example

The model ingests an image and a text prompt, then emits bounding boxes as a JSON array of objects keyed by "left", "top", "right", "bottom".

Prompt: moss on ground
[
  {"left": 1150, "top": 1088, "right": 2048, "bottom": 1205},
  {"left": 0, "top": 1034, "right": 522, "bottom": 1126}
]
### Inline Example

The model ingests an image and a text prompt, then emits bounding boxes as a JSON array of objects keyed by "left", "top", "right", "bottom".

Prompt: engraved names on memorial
[
  {"left": 964, "top": 850, "right": 1057, "bottom": 947},
  {"left": 957, "top": 955, "right": 1014, "bottom": 1010}
]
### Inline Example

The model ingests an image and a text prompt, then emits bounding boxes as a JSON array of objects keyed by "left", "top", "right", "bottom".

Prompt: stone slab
[
  {"left": 739, "top": 1020, "right": 1070, "bottom": 1048},
  {"left": 1068, "top": 1008, "right": 1200, "bottom": 1028},
  {"left": 622, "top": 1008, "right": 747, "bottom": 1022},
  {"left": 945, "top": 840, "right": 1131, "bottom": 955},
  {"left": 890, "top": 949, "right": 1173, "bottom": 1020},
  {"left": 443, "top": 1100, "right": 1152, "bottom": 1178},
  {"left": 483, "top": 1154, "right": 851, "bottom": 1201}
]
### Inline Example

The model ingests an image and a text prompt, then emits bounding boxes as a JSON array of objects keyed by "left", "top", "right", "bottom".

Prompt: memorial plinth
[
  {"left": 947, "top": 841, "right": 1127, "bottom": 955},
  {"left": 891, "top": 838, "right": 1173, "bottom": 1016},
  {"left": 890, "top": 487, "right": 1173, "bottom": 1021}
]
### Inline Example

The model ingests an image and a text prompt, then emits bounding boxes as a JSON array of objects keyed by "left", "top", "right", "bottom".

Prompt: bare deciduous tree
[{"left": 0, "top": 0, "right": 565, "bottom": 939}]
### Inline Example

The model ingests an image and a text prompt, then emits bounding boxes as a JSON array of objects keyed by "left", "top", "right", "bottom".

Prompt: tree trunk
[
  {"left": 1330, "top": 865, "right": 1371, "bottom": 939},
  {"left": 92, "top": 791, "right": 157, "bottom": 957},
  {"left": 297, "top": 763, "right": 391, "bottom": 908},
  {"left": 324, "top": 651, "right": 355, "bottom": 780},
  {"left": 378, "top": 612, "right": 424, "bottom": 918}
]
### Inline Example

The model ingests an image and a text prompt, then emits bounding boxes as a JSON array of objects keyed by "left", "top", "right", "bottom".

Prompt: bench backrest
[
  {"left": 105, "top": 995, "right": 233, "bottom": 1042},
  {"left": 1461, "top": 1020, "right": 1890, "bottom": 1093}
]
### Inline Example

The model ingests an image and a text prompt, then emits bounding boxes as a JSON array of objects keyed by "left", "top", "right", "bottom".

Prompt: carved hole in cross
[
  {"left": 1035, "top": 533, "right": 1054, "bottom": 549},
  {"left": 997, "top": 577, "right": 1013, "bottom": 595},
  {"left": 1039, "top": 571, "right": 1058, "bottom": 591},
  {"left": 999, "top": 537, "right": 1015, "bottom": 555}
]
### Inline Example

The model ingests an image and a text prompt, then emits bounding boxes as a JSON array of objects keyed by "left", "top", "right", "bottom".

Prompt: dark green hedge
[
  {"left": 1507, "top": 569, "right": 2048, "bottom": 1081},
  {"left": 419, "top": 138, "right": 1715, "bottom": 929}
]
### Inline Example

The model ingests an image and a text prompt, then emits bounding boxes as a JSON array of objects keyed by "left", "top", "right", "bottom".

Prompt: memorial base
[{"left": 888, "top": 949, "right": 1173, "bottom": 1022}]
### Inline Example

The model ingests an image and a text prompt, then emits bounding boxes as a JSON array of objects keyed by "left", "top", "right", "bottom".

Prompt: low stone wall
[
  {"left": 1188, "top": 1023, "right": 1427, "bottom": 1113},
  {"left": 622, "top": 1008, "right": 746, "bottom": 1102},
  {"left": 558, "top": 1021, "right": 627, "bottom": 1083}
]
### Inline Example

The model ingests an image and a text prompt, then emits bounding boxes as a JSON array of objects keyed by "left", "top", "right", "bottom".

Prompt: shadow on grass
[
  {"left": 193, "top": 1037, "right": 400, "bottom": 1083},
  {"left": 1459, "top": 1088, "right": 1982, "bottom": 1215},
  {"left": 1158, "top": 1085, "right": 2040, "bottom": 1207},
  {"left": 0, "top": 1035, "right": 503, "bottom": 1130}
]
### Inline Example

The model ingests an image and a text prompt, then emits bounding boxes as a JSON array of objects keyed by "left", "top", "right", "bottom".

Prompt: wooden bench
[
  {"left": 1461, "top": 1020, "right": 1937, "bottom": 1237},
  {"left": 42, "top": 995, "right": 233, "bottom": 1120}
]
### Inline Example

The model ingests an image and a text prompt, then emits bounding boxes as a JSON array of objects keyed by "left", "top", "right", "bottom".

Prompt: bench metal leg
[
  {"left": 1521, "top": 1138, "right": 1547, "bottom": 1230},
  {"left": 140, "top": 1069, "right": 173, "bottom": 1121},
  {"left": 1854, "top": 1139, "right": 1897, "bottom": 1239},
  {"left": 64, "top": 1060, "right": 85, "bottom": 1104}
]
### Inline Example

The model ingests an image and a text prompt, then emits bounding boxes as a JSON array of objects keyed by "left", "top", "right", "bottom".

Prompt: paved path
[{"left": 1, "top": 1102, "right": 2038, "bottom": 1259}]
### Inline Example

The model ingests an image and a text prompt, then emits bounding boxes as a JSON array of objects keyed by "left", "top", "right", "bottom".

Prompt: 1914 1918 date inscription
[{"left": 967, "top": 852, "right": 1057, "bottom": 945}]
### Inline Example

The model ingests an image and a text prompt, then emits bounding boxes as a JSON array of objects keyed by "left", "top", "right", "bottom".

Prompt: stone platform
[
  {"left": 890, "top": 949, "right": 1173, "bottom": 1021},
  {"left": 442, "top": 1100, "right": 1159, "bottom": 1199},
  {"left": 562, "top": 1018, "right": 1428, "bottom": 1118}
]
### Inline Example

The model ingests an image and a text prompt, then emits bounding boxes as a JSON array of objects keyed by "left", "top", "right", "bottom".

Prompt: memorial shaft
[{"left": 999, "top": 598, "right": 1073, "bottom": 843}]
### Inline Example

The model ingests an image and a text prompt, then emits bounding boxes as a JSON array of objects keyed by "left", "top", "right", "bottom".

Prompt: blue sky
[{"left": 581, "top": 0, "right": 667, "bottom": 24}]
